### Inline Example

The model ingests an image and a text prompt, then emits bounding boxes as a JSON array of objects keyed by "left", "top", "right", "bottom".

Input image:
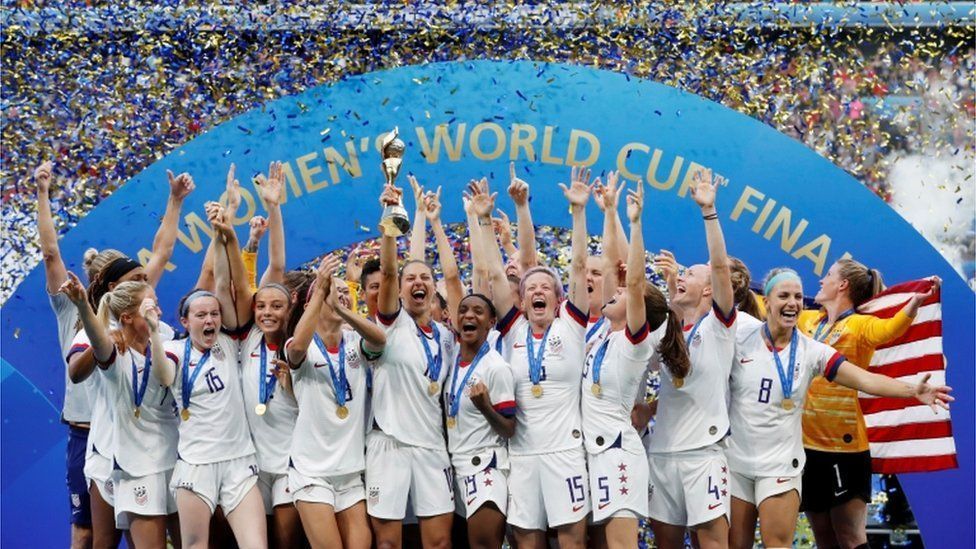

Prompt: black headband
[{"left": 101, "top": 257, "right": 141, "bottom": 286}]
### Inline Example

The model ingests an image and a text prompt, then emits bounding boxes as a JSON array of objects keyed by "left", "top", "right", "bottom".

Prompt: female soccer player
[
  {"left": 285, "top": 255, "right": 385, "bottom": 549},
  {"left": 646, "top": 169, "right": 737, "bottom": 549},
  {"left": 150, "top": 205, "right": 267, "bottom": 549},
  {"left": 444, "top": 293, "right": 516, "bottom": 549},
  {"left": 59, "top": 275, "right": 180, "bottom": 549},
  {"left": 367, "top": 182, "right": 456, "bottom": 549},
  {"left": 727, "top": 268, "right": 952, "bottom": 549},
  {"left": 481, "top": 167, "right": 592, "bottom": 549},
  {"left": 800, "top": 260, "right": 940, "bottom": 549},
  {"left": 583, "top": 179, "right": 683, "bottom": 548}
]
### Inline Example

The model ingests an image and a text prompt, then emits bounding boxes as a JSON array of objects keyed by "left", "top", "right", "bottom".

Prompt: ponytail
[
  {"left": 643, "top": 283, "right": 690, "bottom": 380},
  {"left": 96, "top": 291, "right": 114, "bottom": 331},
  {"left": 836, "top": 259, "right": 885, "bottom": 307},
  {"left": 729, "top": 256, "right": 764, "bottom": 319}
]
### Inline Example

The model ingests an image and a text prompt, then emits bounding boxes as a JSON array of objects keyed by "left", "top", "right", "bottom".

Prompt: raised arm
[
  {"left": 561, "top": 166, "right": 593, "bottom": 311},
  {"left": 256, "top": 162, "right": 286, "bottom": 286},
  {"left": 59, "top": 272, "right": 114, "bottom": 364},
  {"left": 690, "top": 168, "right": 734, "bottom": 315},
  {"left": 209, "top": 202, "right": 252, "bottom": 330},
  {"left": 597, "top": 172, "right": 627, "bottom": 310},
  {"left": 287, "top": 256, "right": 337, "bottom": 367},
  {"left": 408, "top": 175, "right": 427, "bottom": 262},
  {"left": 145, "top": 171, "right": 194, "bottom": 286},
  {"left": 653, "top": 249, "right": 679, "bottom": 306},
  {"left": 377, "top": 184, "right": 403, "bottom": 317},
  {"left": 328, "top": 276, "right": 387, "bottom": 352},
  {"left": 625, "top": 182, "right": 648, "bottom": 335},
  {"left": 242, "top": 215, "right": 269, "bottom": 293},
  {"left": 465, "top": 197, "right": 490, "bottom": 296},
  {"left": 35, "top": 161, "right": 68, "bottom": 293},
  {"left": 470, "top": 179, "right": 514, "bottom": 316},
  {"left": 833, "top": 363, "right": 953, "bottom": 413},
  {"left": 137, "top": 297, "right": 174, "bottom": 387},
  {"left": 425, "top": 187, "right": 463, "bottom": 328},
  {"left": 492, "top": 208, "right": 518, "bottom": 258},
  {"left": 509, "top": 162, "right": 538, "bottom": 274}
]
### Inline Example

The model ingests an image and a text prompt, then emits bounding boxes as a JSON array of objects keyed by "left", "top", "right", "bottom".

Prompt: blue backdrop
[{"left": 2, "top": 60, "right": 972, "bottom": 546}]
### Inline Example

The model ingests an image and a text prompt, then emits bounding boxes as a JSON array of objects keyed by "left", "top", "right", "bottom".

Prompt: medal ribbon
[
  {"left": 684, "top": 314, "right": 708, "bottom": 347},
  {"left": 585, "top": 316, "right": 606, "bottom": 343},
  {"left": 131, "top": 345, "right": 152, "bottom": 410},
  {"left": 590, "top": 337, "right": 612, "bottom": 386},
  {"left": 415, "top": 321, "right": 443, "bottom": 384},
  {"left": 813, "top": 308, "right": 855, "bottom": 342},
  {"left": 181, "top": 338, "right": 211, "bottom": 411},
  {"left": 764, "top": 324, "right": 798, "bottom": 401},
  {"left": 448, "top": 341, "right": 490, "bottom": 419},
  {"left": 525, "top": 325, "right": 551, "bottom": 386},
  {"left": 314, "top": 334, "right": 349, "bottom": 408},
  {"left": 258, "top": 336, "right": 278, "bottom": 407}
]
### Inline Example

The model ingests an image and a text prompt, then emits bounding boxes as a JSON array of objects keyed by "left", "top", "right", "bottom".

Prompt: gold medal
[
  {"left": 781, "top": 398, "right": 795, "bottom": 411},
  {"left": 673, "top": 377, "right": 685, "bottom": 389},
  {"left": 336, "top": 405, "right": 349, "bottom": 420},
  {"left": 591, "top": 383, "right": 602, "bottom": 396},
  {"left": 134, "top": 408, "right": 141, "bottom": 419},
  {"left": 531, "top": 384, "right": 543, "bottom": 398},
  {"left": 255, "top": 403, "right": 267, "bottom": 416},
  {"left": 428, "top": 381, "right": 440, "bottom": 396},
  {"left": 446, "top": 416, "right": 457, "bottom": 429},
  {"left": 181, "top": 408, "right": 190, "bottom": 421}
]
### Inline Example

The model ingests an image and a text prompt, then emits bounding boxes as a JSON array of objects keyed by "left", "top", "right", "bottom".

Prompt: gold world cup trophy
[{"left": 379, "top": 127, "right": 411, "bottom": 236}]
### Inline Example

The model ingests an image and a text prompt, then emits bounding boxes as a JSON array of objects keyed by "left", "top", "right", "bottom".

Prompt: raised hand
[
  {"left": 914, "top": 372, "right": 954, "bottom": 413},
  {"left": 464, "top": 177, "right": 496, "bottom": 218},
  {"left": 594, "top": 170, "right": 625, "bottom": 212},
  {"left": 205, "top": 201, "right": 233, "bottom": 241},
  {"left": 626, "top": 178, "right": 644, "bottom": 222},
  {"left": 167, "top": 170, "right": 195, "bottom": 201},
  {"left": 58, "top": 271, "right": 87, "bottom": 306},
  {"left": 408, "top": 174, "right": 425, "bottom": 210},
  {"left": 559, "top": 165, "right": 594, "bottom": 208},
  {"left": 424, "top": 186, "right": 443, "bottom": 222},
  {"left": 468, "top": 380, "right": 492, "bottom": 412},
  {"left": 689, "top": 167, "right": 717, "bottom": 210},
  {"left": 492, "top": 209, "right": 514, "bottom": 244},
  {"left": 508, "top": 162, "right": 529, "bottom": 206},
  {"left": 654, "top": 249, "right": 678, "bottom": 285},
  {"left": 316, "top": 254, "right": 341, "bottom": 302},
  {"left": 256, "top": 161, "right": 285, "bottom": 207},
  {"left": 379, "top": 183, "right": 403, "bottom": 207},
  {"left": 225, "top": 163, "right": 242, "bottom": 216},
  {"left": 345, "top": 244, "right": 370, "bottom": 284},
  {"left": 916, "top": 276, "right": 942, "bottom": 302},
  {"left": 248, "top": 216, "right": 269, "bottom": 244},
  {"left": 138, "top": 297, "right": 161, "bottom": 332},
  {"left": 34, "top": 161, "right": 53, "bottom": 195}
]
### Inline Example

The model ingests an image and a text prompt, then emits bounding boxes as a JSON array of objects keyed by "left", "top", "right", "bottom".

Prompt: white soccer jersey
[
  {"left": 165, "top": 333, "right": 254, "bottom": 465},
  {"left": 240, "top": 325, "right": 299, "bottom": 474},
  {"left": 649, "top": 304, "right": 737, "bottom": 454},
  {"left": 288, "top": 330, "right": 370, "bottom": 478},
  {"left": 581, "top": 322, "right": 662, "bottom": 456},
  {"left": 727, "top": 323, "right": 845, "bottom": 477},
  {"left": 584, "top": 315, "right": 611, "bottom": 357},
  {"left": 67, "top": 331, "right": 115, "bottom": 462},
  {"left": 102, "top": 346, "right": 179, "bottom": 476},
  {"left": 371, "top": 309, "right": 454, "bottom": 450},
  {"left": 51, "top": 292, "right": 95, "bottom": 423},
  {"left": 443, "top": 345, "right": 516, "bottom": 475},
  {"left": 498, "top": 301, "right": 587, "bottom": 456}
]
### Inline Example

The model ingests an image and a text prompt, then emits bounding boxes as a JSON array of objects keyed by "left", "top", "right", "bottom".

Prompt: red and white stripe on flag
[{"left": 857, "top": 279, "right": 958, "bottom": 473}]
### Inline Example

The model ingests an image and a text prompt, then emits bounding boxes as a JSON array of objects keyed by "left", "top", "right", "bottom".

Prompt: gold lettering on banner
[
  {"left": 510, "top": 124, "right": 538, "bottom": 161},
  {"left": 176, "top": 212, "right": 215, "bottom": 254},
  {"left": 219, "top": 187, "right": 258, "bottom": 225},
  {"left": 280, "top": 162, "right": 305, "bottom": 197},
  {"left": 615, "top": 142, "right": 650, "bottom": 181},
  {"left": 752, "top": 198, "right": 777, "bottom": 233},
  {"left": 296, "top": 152, "right": 329, "bottom": 193},
  {"left": 792, "top": 235, "right": 832, "bottom": 276},
  {"left": 470, "top": 122, "right": 506, "bottom": 160},
  {"left": 676, "top": 162, "right": 705, "bottom": 197},
  {"left": 323, "top": 141, "right": 363, "bottom": 184},
  {"left": 416, "top": 123, "right": 466, "bottom": 163},
  {"left": 541, "top": 126, "right": 564, "bottom": 165},
  {"left": 763, "top": 206, "right": 809, "bottom": 253},
  {"left": 566, "top": 129, "right": 599, "bottom": 167},
  {"left": 137, "top": 248, "right": 175, "bottom": 273},
  {"left": 647, "top": 149, "right": 684, "bottom": 191},
  {"left": 730, "top": 186, "right": 764, "bottom": 221}
]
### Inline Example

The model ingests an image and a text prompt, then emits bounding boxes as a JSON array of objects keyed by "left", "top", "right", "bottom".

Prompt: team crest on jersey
[
  {"left": 347, "top": 347, "right": 362, "bottom": 368},
  {"left": 211, "top": 343, "right": 225, "bottom": 361},
  {"left": 71, "top": 493, "right": 81, "bottom": 508},
  {"left": 134, "top": 485, "right": 148, "bottom": 506},
  {"left": 548, "top": 335, "right": 563, "bottom": 355},
  {"left": 691, "top": 332, "right": 702, "bottom": 346},
  {"left": 368, "top": 486, "right": 380, "bottom": 505},
  {"left": 104, "top": 478, "right": 115, "bottom": 496}
]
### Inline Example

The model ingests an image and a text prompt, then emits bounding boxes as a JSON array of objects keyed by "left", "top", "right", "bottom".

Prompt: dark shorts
[
  {"left": 67, "top": 425, "right": 92, "bottom": 527},
  {"left": 801, "top": 448, "right": 872, "bottom": 513}
]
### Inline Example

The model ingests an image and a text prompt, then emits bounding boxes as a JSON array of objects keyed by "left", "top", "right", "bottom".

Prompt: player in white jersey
[
  {"left": 444, "top": 294, "right": 517, "bottom": 548},
  {"left": 475, "top": 167, "right": 592, "bottom": 548},
  {"left": 285, "top": 256, "right": 386, "bottom": 549},
  {"left": 151, "top": 209, "right": 267, "bottom": 549},
  {"left": 58, "top": 275, "right": 182, "bottom": 547},
  {"left": 367, "top": 182, "right": 455, "bottom": 548},
  {"left": 583, "top": 179, "right": 677, "bottom": 547},
  {"left": 727, "top": 268, "right": 953, "bottom": 549},
  {"left": 645, "top": 168, "right": 737, "bottom": 549}
]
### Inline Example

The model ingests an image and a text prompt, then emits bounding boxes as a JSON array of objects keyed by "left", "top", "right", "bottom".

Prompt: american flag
[{"left": 856, "top": 279, "right": 957, "bottom": 473}]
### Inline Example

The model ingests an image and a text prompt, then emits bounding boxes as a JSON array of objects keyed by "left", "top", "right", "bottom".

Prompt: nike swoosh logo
[
  {"left": 740, "top": 358, "right": 754, "bottom": 363},
  {"left": 776, "top": 478, "right": 791, "bottom": 484},
  {"left": 467, "top": 498, "right": 476, "bottom": 505},
  {"left": 250, "top": 352, "right": 260, "bottom": 358},
  {"left": 313, "top": 363, "right": 327, "bottom": 369},
  {"left": 513, "top": 344, "right": 526, "bottom": 349},
  {"left": 708, "top": 503, "right": 722, "bottom": 510},
  {"left": 834, "top": 489, "right": 847, "bottom": 496},
  {"left": 572, "top": 504, "right": 584, "bottom": 513},
  {"left": 598, "top": 502, "right": 611, "bottom": 510}
]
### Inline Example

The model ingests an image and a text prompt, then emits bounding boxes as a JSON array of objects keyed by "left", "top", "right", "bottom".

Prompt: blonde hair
[
  {"left": 835, "top": 258, "right": 884, "bottom": 307},
  {"left": 83, "top": 248, "right": 125, "bottom": 282},
  {"left": 96, "top": 281, "right": 151, "bottom": 330}
]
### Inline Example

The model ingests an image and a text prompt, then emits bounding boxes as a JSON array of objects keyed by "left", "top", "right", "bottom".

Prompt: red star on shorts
[
  {"left": 721, "top": 466, "right": 727, "bottom": 473},
  {"left": 483, "top": 469, "right": 492, "bottom": 477},
  {"left": 618, "top": 463, "right": 627, "bottom": 472},
  {"left": 619, "top": 486, "right": 629, "bottom": 495},
  {"left": 721, "top": 477, "right": 727, "bottom": 485},
  {"left": 619, "top": 474, "right": 628, "bottom": 484},
  {"left": 721, "top": 489, "right": 727, "bottom": 496},
  {"left": 484, "top": 478, "right": 493, "bottom": 487}
]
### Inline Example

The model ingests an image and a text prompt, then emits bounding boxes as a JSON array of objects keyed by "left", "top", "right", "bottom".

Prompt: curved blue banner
[{"left": 2, "top": 60, "right": 972, "bottom": 546}]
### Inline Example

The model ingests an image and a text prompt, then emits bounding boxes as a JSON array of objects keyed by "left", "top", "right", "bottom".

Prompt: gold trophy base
[{"left": 380, "top": 204, "right": 411, "bottom": 236}]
